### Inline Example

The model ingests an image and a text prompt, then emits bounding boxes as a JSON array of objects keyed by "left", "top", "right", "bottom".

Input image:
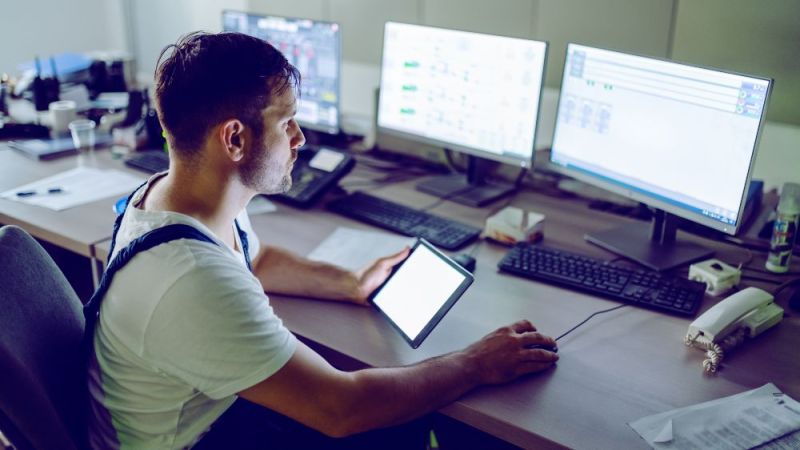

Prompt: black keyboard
[
  {"left": 327, "top": 191, "right": 481, "bottom": 250},
  {"left": 498, "top": 243, "right": 706, "bottom": 316},
  {"left": 124, "top": 151, "right": 169, "bottom": 173}
]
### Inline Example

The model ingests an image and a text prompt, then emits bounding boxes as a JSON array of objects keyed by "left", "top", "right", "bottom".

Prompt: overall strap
[
  {"left": 111, "top": 182, "right": 252, "bottom": 271},
  {"left": 235, "top": 219, "right": 253, "bottom": 272},
  {"left": 83, "top": 224, "right": 217, "bottom": 338},
  {"left": 107, "top": 181, "right": 147, "bottom": 260},
  {"left": 88, "top": 182, "right": 255, "bottom": 337}
]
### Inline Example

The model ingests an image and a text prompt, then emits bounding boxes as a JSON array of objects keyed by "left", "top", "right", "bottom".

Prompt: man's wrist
[
  {"left": 341, "top": 270, "right": 365, "bottom": 304},
  {"left": 454, "top": 348, "right": 483, "bottom": 387}
]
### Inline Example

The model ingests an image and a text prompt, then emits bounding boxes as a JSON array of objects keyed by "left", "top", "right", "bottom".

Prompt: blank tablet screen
[{"left": 371, "top": 239, "right": 473, "bottom": 348}]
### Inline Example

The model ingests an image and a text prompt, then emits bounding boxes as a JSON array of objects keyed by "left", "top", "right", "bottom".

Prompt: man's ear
[{"left": 219, "top": 119, "right": 246, "bottom": 162}]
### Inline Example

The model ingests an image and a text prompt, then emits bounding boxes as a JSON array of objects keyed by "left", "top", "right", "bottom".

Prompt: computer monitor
[
  {"left": 222, "top": 10, "right": 341, "bottom": 134},
  {"left": 550, "top": 43, "right": 772, "bottom": 271},
  {"left": 377, "top": 22, "right": 548, "bottom": 207}
]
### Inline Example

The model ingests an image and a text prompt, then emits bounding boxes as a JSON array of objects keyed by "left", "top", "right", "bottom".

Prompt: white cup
[{"left": 49, "top": 100, "right": 78, "bottom": 136}]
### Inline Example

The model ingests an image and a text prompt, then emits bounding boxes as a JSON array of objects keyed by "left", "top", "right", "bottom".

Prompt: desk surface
[
  {"left": 92, "top": 166, "right": 800, "bottom": 449},
  {"left": 0, "top": 145, "right": 144, "bottom": 257}
]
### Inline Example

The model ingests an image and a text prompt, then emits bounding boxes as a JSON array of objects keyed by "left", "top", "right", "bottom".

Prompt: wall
[
  {"left": 0, "top": 0, "right": 127, "bottom": 76},
  {"left": 671, "top": 0, "right": 800, "bottom": 127},
  {"left": 4, "top": 1, "right": 796, "bottom": 124},
  {"left": 246, "top": 0, "right": 798, "bottom": 126},
  {"left": 126, "top": 0, "right": 248, "bottom": 81},
  {"left": 2, "top": 1, "right": 796, "bottom": 188}
]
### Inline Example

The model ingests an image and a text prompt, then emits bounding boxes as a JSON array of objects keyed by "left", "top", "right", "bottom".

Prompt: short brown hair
[{"left": 154, "top": 32, "right": 300, "bottom": 156}]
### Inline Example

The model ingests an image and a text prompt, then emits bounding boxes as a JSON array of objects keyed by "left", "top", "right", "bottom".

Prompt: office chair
[{"left": 0, "top": 225, "right": 86, "bottom": 450}]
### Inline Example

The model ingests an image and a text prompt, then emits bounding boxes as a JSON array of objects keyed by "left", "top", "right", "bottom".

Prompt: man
[{"left": 87, "top": 32, "right": 559, "bottom": 449}]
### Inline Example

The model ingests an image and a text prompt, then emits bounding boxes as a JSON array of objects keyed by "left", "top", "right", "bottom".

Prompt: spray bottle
[{"left": 766, "top": 183, "right": 800, "bottom": 273}]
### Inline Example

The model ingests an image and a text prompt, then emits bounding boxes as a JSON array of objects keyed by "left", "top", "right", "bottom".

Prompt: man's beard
[{"left": 240, "top": 141, "right": 293, "bottom": 194}]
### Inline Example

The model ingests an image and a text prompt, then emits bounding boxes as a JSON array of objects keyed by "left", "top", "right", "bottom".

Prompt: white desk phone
[{"left": 684, "top": 287, "right": 784, "bottom": 373}]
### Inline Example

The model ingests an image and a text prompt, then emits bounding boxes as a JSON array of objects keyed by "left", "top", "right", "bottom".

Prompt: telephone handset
[
  {"left": 685, "top": 287, "right": 784, "bottom": 373},
  {"left": 273, "top": 146, "right": 355, "bottom": 208}
]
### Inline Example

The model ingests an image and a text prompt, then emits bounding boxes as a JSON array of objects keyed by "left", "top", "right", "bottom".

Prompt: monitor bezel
[
  {"left": 376, "top": 21, "right": 548, "bottom": 170},
  {"left": 549, "top": 42, "right": 773, "bottom": 236},
  {"left": 221, "top": 9, "right": 342, "bottom": 135}
]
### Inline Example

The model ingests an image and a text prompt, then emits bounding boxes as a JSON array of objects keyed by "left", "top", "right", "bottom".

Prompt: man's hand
[
  {"left": 463, "top": 320, "right": 559, "bottom": 385},
  {"left": 350, "top": 247, "right": 410, "bottom": 305}
]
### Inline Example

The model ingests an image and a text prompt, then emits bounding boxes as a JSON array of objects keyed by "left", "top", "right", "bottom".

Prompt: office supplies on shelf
[
  {"left": 124, "top": 150, "right": 169, "bottom": 173},
  {"left": 0, "top": 122, "right": 50, "bottom": 140},
  {"left": 327, "top": 191, "right": 481, "bottom": 250},
  {"left": 49, "top": 100, "right": 77, "bottom": 135},
  {"left": 629, "top": 383, "right": 800, "bottom": 449},
  {"left": 684, "top": 287, "right": 783, "bottom": 373},
  {"left": 273, "top": 147, "right": 355, "bottom": 207},
  {"left": 15, "top": 187, "right": 63, "bottom": 197},
  {"left": 497, "top": 243, "right": 706, "bottom": 316},
  {"left": 9, "top": 134, "right": 111, "bottom": 160},
  {"left": 0, "top": 166, "right": 143, "bottom": 211}
]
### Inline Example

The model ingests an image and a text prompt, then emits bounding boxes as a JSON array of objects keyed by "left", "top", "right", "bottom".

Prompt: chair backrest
[{"left": 0, "top": 225, "right": 86, "bottom": 450}]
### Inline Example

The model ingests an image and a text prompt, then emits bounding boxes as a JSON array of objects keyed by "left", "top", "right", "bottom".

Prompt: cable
[
  {"left": 684, "top": 328, "right": 747, "bottom": 373},
  {"left": 773, "top": 277, "right": 800, "bottom": 297},
  {"left": 339, "top": 171, "right": 423, "bottom": 190},
  {"left": 740, "top": 275, "right": 782, "bottom": 284},
  {"left": 418, "top": 185, "right": 479, "bottom": 212},
  {"left": 467, "top": 238, "right": 483, "bottom": 257},
  {"left": 554, "top": 304, "right": 628, "bottom": 342},
  {"left": 742, "top": 266, "right": 800, "bottom": 276},
  {"left": 443, "top": 148, "right": 466, "bottom": 172},
  {"left": 735, "top": 248, "right": 754, "bottom": 267}
]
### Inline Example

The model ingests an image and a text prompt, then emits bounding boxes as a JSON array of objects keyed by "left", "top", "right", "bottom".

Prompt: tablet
[{"left": 370, "top": 238, "right": 474, "bottom": 348}]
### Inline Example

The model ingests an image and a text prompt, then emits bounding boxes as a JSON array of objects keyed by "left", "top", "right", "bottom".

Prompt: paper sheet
[
  {"left": 630, "top": 383, "right": 800, "bottom": 449},
  {"left": 307, "top": 227, "right": 415, "bottom": 272},
  {"left": 0, "top": 166, "right": 143, "bottom": 211},
  {"left": 246, "top": 196, "right": 277, "bottom": 216}
]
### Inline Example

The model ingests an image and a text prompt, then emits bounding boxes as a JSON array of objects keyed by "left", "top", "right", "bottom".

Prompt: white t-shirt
[{"left": 87, "top": 174, "right": 297, "bottom": 449}]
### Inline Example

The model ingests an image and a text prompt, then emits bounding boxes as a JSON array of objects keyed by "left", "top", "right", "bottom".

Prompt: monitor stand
[
  {"left": 585, "top": 210, "right": 713, "bottom": 271},
  {"left": 416, "top": 154, "right": 515, "bottom": 207}
]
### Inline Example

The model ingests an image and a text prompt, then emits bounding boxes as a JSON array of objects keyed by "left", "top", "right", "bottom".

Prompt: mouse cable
[
  {"left": 740, "top": 275, "right": 782, "bottom": 284},
  {"left": 773, "top": 277, "right": 800, "bottom": 297},
  {"left": 554, "top": 304, "right": 628, "bottom": 342}
]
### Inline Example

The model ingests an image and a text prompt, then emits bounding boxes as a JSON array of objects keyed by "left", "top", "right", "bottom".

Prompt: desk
[
  {"left": 0, "top": 145, "right": 145, "bottom": 285},
  {"left": 93, "top": 169, "right": 800, "bottom": 449}
]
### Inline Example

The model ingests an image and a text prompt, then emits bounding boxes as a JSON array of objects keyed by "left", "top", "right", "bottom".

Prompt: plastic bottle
[{"left": 766, "top": 182, "right": 800, "bottom": 273}]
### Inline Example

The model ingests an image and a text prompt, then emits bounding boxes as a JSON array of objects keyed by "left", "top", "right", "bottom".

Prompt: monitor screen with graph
[{"left": 223, "top": 10, "right": 341, "bottom": 134}]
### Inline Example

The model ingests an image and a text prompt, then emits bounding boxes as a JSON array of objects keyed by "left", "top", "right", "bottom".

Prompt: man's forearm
[
  {"left": 254, "top": 246, "right": 358, "bottom": 302},
  {"left": 337, "top": 351, "right": 480, "bottom": 435}
]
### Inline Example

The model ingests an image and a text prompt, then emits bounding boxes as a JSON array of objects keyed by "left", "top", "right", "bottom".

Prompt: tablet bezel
[{"left": 369, "top": 238, "right": 474, "bottom": 348}]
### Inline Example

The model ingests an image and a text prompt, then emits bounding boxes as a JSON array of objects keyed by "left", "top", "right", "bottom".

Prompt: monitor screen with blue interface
[
  {"left": 550, "top": 44, "right": 771, "bottom": 235},
  {"left": 222, "top": 11, "right": 341, "bottom": 134},
  {"left": 377, "top": 22, "right": 547, "bottom": 168}
]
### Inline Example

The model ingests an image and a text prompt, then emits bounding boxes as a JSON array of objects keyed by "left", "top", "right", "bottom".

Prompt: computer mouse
[
  {"left": 526, "top": 344, "right": 558, "bottom": 353},
  {"left": 452, "top": 253, "right": 476, "bottom": 273}
]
